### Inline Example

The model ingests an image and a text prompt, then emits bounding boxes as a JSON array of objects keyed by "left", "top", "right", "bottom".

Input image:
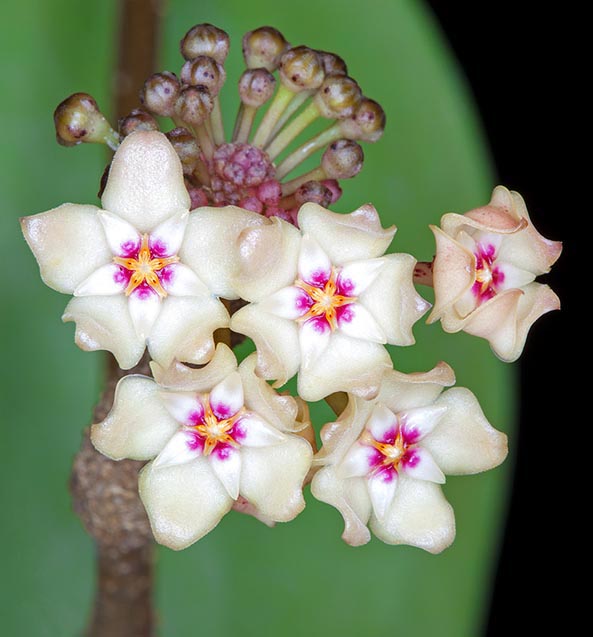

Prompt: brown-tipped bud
[
  {"left": 118, "top": 109, "right": 159, "bottom": 137},
  {"left": 340, "top": 98, "right": 386, "bottom": 142},
  {"left": 54, "top": 93, "right": 119, "bottom": 149},
  {"left": 321, "top": 139, "right": 364, "bottom": 179},
  {"left": 180, "top": 56, "right": 226, "bottom": 95},
  {"left": 175, "top": 86, "right": 214, "bottom": 126},
  {"left": 242, "top": 26, "right": 289, "bottom": 71},
  {"left": 166, "top": 127, "right": 201, "bottom": 175},
  {"left": 294, "top": 180, "right": 333, "bottom": 207},
  {"left": 238, "top": 68, "right": 276, "bottom": 107},
  {"left": 313, "top": 75, "right": 362, "bottom": 119},
  {"left": 279, "top": 46, "right": 325, "bottom": 92},
  {"left": 180, "top": 24, "right": 230, "bottom": 64},
  {"left": 140, "top": 72, "right": 180, "bottom": 117},
  {"left": 316, "top": 50, "right": 348, "bottom": 76}
]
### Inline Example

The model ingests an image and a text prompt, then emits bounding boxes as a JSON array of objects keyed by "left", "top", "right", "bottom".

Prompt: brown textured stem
[{"left": 71, "top": 1, "right": 163, "bottom": 636}]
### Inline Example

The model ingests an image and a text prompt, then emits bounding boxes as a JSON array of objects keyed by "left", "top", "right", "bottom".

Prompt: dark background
[{"left": 426, "top": 3, "right": 575, "bottom": 634}]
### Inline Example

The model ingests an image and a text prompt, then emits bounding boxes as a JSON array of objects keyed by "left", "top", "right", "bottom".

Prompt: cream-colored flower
[
  {"left": 427, "top": 186, "right": 562, "bottom": 361},
  {"left": 21, "top": 130, "right": 264, "bottom": 369},
  {"left": 230, "top": 203, "right": 430, "bottom": 401},
  {"left": 91, "top": 344, "right": 314, "bottom": 550},
  {"left": 310, "top": 362, "right": 507, "bottom": 552}
]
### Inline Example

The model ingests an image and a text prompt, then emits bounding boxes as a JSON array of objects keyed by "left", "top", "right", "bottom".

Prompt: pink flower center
[
  {"left": 187, "top": 397, "right": 244, "bottom": 457},
  {"left": 472, "top": 242, "right": 505, "bottom": 303},
  {"left": 361, "top": 422, "right": 420, "bottom": 479},
  {"left": 112, "top": 234, "right": 179, "bottom": 298},
  {"left": 295, "top": 268, "right": 357, "bottom": 331}
]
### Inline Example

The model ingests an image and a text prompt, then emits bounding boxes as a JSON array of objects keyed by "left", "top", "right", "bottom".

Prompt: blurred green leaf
[{"left": 0, "top": 1, "right": 514, "bottom": 635}]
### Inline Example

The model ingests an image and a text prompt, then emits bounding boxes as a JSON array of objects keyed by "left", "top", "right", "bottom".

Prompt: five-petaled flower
[
  {"left": 20, "top": 130, "right": 266, "bottom": 369},
  {"left": 311, "top": 362, "right": 507, "bottom": 552},
  {"left": 427, "top": 186, "right": 562, "bottom": 361},
  {"left": 230, "top": 203, "right": 430, "bottom": 401},
  {"left": 91, "top": 344, "right": 314, "bottom": 549}
]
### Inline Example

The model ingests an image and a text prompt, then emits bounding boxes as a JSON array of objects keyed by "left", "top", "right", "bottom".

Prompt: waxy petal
[
  {"left": 366, "top": 404, "right": 398, "bottom": 444},
  {"left": 101, "top": 131, "right": 190, "bottom": 232},
  {"left": 299, "top": 316, "right": 332, "bottom": 368},
  {"left": 210, "top": 372, "right": 244, "bottom": 419},
  {"left": 139, "top": 459, "right": 233, "bottom": 550},
  {"left": 401, "top": 447, "right": 446, "bottom": 483},
  {"left": 367, "top": 467, "right": 398, "bottom": 520},
  {"left": 148, "top": 295, "right": 229, "bottom": 368},
  {"left": 399, "top": 404, "right": 448, "bottom": 443},
  {"left": 371, "top": 477, "right": 455, "bottom": 554},
  {"left": 159, "top": 391, "right": 204, "bottom": 426},
  {"left": 74, "top": 263, "right": 126, "bottom": 296},
  {"left": 240, "top": 436, "right": 313, "bottom": 521},
  {"left": 338, "top": 443, "right": 380, "bottom": 478},
  {"left": 128, "top": 290, "right": 161, "bottom": 340},
  {"left": 153, "top": 430, "right": 204, "bottom": 469},
  {"left": 98, "top": 211, "right": 141, "bottom": 256},
  {"left": 422, "top": 388, "right": 508, "bottom": 475},
  {"left": 235, "top": 413, "right": 286, "bottom": 447},
  {"left": 298, "top": 202, "right": 396, "bottom": 263},
  {"left": 161, "top": 263, "right": 209, "bottom": 297},
  {"left": 337, "top": 259, "right": 384, "bottom": 296},
  {"left": 62, "top": 295, "right": 145, "bottom": 369},
  {"left": 91, "top": 375, "right": 178, "bottom": 461},
  {"left": 21, "top": 203, "right": 111, "bottom": 294},
  {"left": 298, "top": 235, "right": 332, "bottom": 287},
  {"left": 259, "top": 286, "right": 312, "bottom": 319},
  {"left": 337, "top": 302, "right": 386, "bottom": 343},
  {"left": 149, "top": 210, "right": 188, "bottom": 256},
  {"left": 210, "top": 447, "right": 242, "bottom": 499}
]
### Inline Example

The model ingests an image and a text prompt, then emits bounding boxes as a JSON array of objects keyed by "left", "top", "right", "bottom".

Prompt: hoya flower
[
  {"left": 230, "top": 203, "right": 430, "bottom": 401},
  {"left": 427, "top": 186, "right": 562, "bottom": 361},
  {"left": 310, "top": 363, "right": 507, "bottom": 551},
  {"left": 91, "top": 344, "right": 313, "bottom": 549},
  {"left": 21, "top": 130, "right": 263, "bottom": 369}
]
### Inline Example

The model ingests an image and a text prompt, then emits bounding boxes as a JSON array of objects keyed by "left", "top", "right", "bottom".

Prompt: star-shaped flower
[
  {"left": 427, "top": 186, "right": 562, "bottom": 361},
  {"left": 230, "top": 203, "right": 430, "bottom": 401},
  {"left": 20, "top": 130, "right": 265, "bottom": 369},
  {"left": 310, "top": 362, "right": 507, "bottom": 552},
  {"left": 91, "top": 344, "right": 314, "bottom": 549}
]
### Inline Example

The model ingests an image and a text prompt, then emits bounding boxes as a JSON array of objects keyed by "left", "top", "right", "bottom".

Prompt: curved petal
[
  {"left": 148, "top": 295, "right": 229, "bottom": 369},
  {"left": 139, "top": 458, "right": 233, "bottom": 550},
  {"left": 210, "top": 372, "right": 244, "bottom": 419},
  {"left": 298, "top": 332, "right": 392, "bottom": 402},
  {"left": 360, "top": 254, "right": 430, "bottom": 345},
  {"left": 235, "top": 412, "right": 286, "bottom": 447},
  {"left": 298, "top": 235, "right": 332, "bottom": 286},
  {"left": 422, "top": 387, "right": 508, "bottom": 475},
  {"left": 233, "top": 217, "right": 302, "bottom": 302},
  {"left": 230, "top": 303, "right": 300, "bottom": 386},
  {"left": 128, "top": 290, "right": 162, "bottom": 340},
  {"left": 367, "top": 404, "right": 398, "bottom": 443},
  {"left": 74, "top": 263, "right": 127, "bottom": 296},
  {"left": 98, "top": 211, "right": 140, "bottom": 256},
  {"left": 159, "top": 391, "right": 204, "bottom": 426},
  {"left": 399, "top": 404, "right": 448, "bottom": 443},
  {"left": 260, "top": 286, "right": 312, "bottom": 319},
  {"left": 161, "top": 263, "right": 209, "bottom": 297},
  {"left": 337, "top": 302, "right": 386, "bottom": 343},
  {"left": 298, "top": 202, "right": 396, "bottom": 262},
  {"left": 210, "top": 447, "right": 242, "bottom": 499},
  {"left": 180, "top": 206, "right": 266, "bottom": 299},
  {"left": 240, "top": 436, "right": 313, "bottom": 521},
  {"left": 62, "top": 295, "right": 145, "bottom": 369},
  {"left": 367, "top": 467, "right": 399, "bottom": 520},
  {"left": 21, "top": 203, "right": 110, "bottom": 294},
  {"left": 371, "top": 477, "right": 455, "bottom": 553},
  {"left": 150, "top": 210, "right": 188, "bottom": 257},
  {"left": 337, "top": 443, "right": 379, "bottom": 478},
  {"left": 153, "top": 430, "right": 204, "bottom": 469},
  {"left": 338, "top": 258, "right": 384, "bottom": 295},
  {"left": 91, "top": 375, "right": 178, "bottom": 461},
  {"left": 101, "top": 131, "right": 190, "bottom": 232},
  {"left": 311, "top": 467, "right": 372, "bottom": 546},
  {"left": 401, "top": 447, "right": 446, "bottom": 483},
  {"left": 299, "top": 316, "right": 332, "bottom": 368}
]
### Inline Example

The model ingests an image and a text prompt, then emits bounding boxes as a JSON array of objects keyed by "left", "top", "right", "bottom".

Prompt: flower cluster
[{"left": 21, "top": 23, "right": 561, "bottom": 552}]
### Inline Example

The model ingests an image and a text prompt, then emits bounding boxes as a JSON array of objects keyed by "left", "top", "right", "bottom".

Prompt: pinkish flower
[
  {"left": 311, "top": 362, "right": 507, "bottom": 552},
  {"left": 91, "top": 344, "right": 313, "bottom": 550},
  {"left": 427, "top": 186, "right": 562, "bottom": 361},
  {"left": 230, "top": 203, "right": 430, "bottom": 401},
  {"left": 21, "top": 131, "right": 263, "bottom": 369}
]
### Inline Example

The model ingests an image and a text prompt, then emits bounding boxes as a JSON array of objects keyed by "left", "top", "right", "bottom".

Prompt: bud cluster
[{"left": 53, "top": 23, "right": 385, "bottom": 225}]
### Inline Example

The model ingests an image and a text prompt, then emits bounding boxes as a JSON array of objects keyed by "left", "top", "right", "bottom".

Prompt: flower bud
[
  {"left": 340, "top": 98, "right": 386, "bottom": 142},
  {"left": 166, "top": 127, "right": 201, "bottom": 174},
  {"left": 279, "top": 46, "right": 325, "bottom": 92},
  {"left": 313, "top": 75, "right": 362, "bottom": 119},
  {"left": 54, "top": 93, "right": 119, "bottom": 149},
  {"left": 294, "top": 180, "right": 333, "bottom": 207},
  {"left": 140, "top": 72, "right": 180, "bottom": 117},
  {"left": 118, "top": 109, "right": 159, "bottom": 137},
  {"left": 180, "top": 56, "right": 226, "bottom": 96},
  {"left": 242, "top": 26, "right": 289, "bottom": 71},
  {"left": 321, "top": 139, "right": 364, "bottom": 179},
  {"left": 316, "top": 50, "right": 348, "bottom": 76},
  {"left": 180, "top": 23, "right": 230, "bottom": 64},
  {"left": 238, "top": 68, "right": 276, "bottom": 107},
  {"left": 175, "top": 86, "right": 214, "bottom": 126}
]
